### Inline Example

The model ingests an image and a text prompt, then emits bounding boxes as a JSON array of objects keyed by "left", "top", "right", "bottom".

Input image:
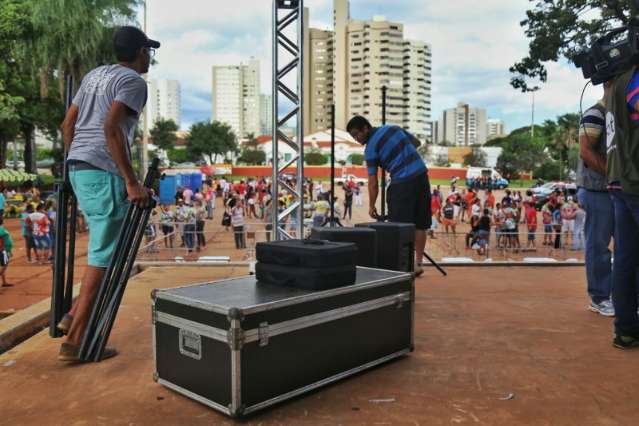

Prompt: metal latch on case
[
  {"left": 258, "top": 322, "right": 269, "bottom": 346},
  {"left": 395, "top": 295, "right": 406, "bottom": 309}
]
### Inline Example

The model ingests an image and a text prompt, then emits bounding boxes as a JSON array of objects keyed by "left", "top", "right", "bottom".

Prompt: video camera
[{"left": 574, "top": 4, "right": 639, "bottom": 85}]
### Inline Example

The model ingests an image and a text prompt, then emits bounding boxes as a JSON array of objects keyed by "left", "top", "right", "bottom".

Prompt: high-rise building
[
  {"left": 303, "top": 8, "right": 334, "bottom": 135},
  {"left": 211, "top": 58, "right": 260, "bottom": 139},
  {"left": 403, "top": 40, "right": 432, "bottom": 141},
  {"left": 487, "top": 118, "right": 506, "bottom": 140},
  {"left": 346, "top": 17, "right": 405, "bottom": 130},
  {"left": 333, "top": 0, "right": 350, "bottom": 130},
  {"left": 260, "top": 94, "right": 273, "bottom": 136},
  {"left": 302, "top": 1, "right": 432, "bottom": 139},
  {"left": 148, "top": 79, "right": 181, "bottom": 128},
  {"left": 435, "top": 103, "right": 487, "bottom": 146}
]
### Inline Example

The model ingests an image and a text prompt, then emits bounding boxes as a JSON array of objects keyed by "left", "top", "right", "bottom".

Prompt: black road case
[
  {"left": 152, "top": 267, "right": 414, "bottom": 418},
  {"left": 356, "top": 222, "right": 415, "bottom": 272},
  {"left": 309, "top": 227, "right": 378, "bottom": 267}
]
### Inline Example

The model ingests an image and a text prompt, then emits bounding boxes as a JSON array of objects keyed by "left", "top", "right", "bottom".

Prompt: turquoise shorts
[{"left": 69, "top": 169, "right": 128, "bottom": 267}]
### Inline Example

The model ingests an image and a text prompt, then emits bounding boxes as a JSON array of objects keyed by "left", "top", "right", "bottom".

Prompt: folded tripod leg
[
  {"left": 79, "top": 158, "right": 160, "bottom": 362},
  {"left": 50, "top": 75, "right": 75, "bottom": 338}
]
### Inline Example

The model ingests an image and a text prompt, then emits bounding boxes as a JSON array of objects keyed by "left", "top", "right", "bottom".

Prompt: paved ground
[{"left": 1, "top": 265, "right": 637, "bottom": 425}]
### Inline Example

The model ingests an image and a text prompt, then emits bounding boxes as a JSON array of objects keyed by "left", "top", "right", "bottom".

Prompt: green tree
[
  {"left": 305, "top": 150, "right": 328, "bottom": 166},
  {"left": 496, "top": 131, "right": 547, "bottom": 180},
  {"left": 237, "top": 149, "right": 266, "bottom": 165},
  {"left": 0, "top": 0, "right": 30, "bottom": 168},
  {"left": 463, "top": 147, "right": 488, "bottom": 167},
  {"left": 511, "top": 1, "right": 636, "bottom": 91},
  {"left": 150, "top": 118, "right": 178, "bottom": 151},
  {"left": 237, "top": 133, "right": 266, "bottom": 165},
  {"left": 349, "top": 153, "right": 364, "bottom": 165},
  {"left": 167, "top": 147, "right": 196, "bottom": 164},
  {"left": 186, "top": 121, "right": 238, "bottom": 164}
]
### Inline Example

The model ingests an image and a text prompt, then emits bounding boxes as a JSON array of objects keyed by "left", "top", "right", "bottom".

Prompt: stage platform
[{"left": 2, "top": 266, "right": 639, "bottom": 425}]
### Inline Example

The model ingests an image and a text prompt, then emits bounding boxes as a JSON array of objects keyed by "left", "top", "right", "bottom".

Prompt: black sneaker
[{"left": 613, "top": 333, "right": 639, "bottom": 349}]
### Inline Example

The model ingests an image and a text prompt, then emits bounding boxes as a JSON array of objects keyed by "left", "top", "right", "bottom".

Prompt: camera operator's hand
[
  {"left": 127, "top": 180, "right": 151, "bottom": 208},
  {"left": 369, "top": 205, "right": 379, "bottom": 219}
]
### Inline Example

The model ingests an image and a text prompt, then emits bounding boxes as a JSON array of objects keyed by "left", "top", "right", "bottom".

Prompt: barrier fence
[{"left": 135, "top": 219, "right": 587, "bottom": 264}]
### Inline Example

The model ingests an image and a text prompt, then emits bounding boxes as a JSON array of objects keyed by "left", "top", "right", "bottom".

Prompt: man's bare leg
[{"left": 65, "top": 266, "right": 106, "bottom": 346}]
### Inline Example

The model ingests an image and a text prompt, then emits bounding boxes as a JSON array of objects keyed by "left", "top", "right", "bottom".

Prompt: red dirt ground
[{"left": 1, "top": 266, "right": 638, "bottom": 425}]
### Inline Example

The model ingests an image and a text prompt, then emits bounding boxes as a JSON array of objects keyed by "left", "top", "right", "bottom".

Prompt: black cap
[{"left": 114, "top": 26, "right": 160, "bottom": 50}]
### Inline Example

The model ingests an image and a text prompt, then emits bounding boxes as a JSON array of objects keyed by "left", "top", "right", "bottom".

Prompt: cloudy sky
[{"left": 142, "top": 0, "right": 601, "bottom": 132}]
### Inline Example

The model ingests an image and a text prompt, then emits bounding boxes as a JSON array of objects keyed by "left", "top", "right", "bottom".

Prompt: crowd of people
[
  {"left": 430, "top": 186, "right": 586, "bottom": 255},
  {"left": 143, "top": 176, "right": 365, "bottom": 253}
]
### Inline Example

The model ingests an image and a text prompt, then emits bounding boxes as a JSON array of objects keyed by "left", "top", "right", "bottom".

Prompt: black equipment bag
[
  {"left": 355, "top": 222, "right": 415, "bottom": 272},
  {"left": 255, "top": 262, "right": 356, "bottom": 290},
  {"left": 255, "top": 239, "right": 357, "bottom": 268},
  {"left": 309, "top": 227, "right": 377, "bottom": 268}
]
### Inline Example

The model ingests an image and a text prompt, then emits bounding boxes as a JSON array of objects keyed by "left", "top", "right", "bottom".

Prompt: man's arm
[
  {"left": 579, "top": 133, "right": 606, "bottom": 175},
  {"left": 104, "top": 101, "right": 150, "bottom": 207},
  {"left": 61, "top": 105, "right": 79, "bottom": 153},
  {"left": 367, "top": 174, "right": 379, "bottom": 219}
]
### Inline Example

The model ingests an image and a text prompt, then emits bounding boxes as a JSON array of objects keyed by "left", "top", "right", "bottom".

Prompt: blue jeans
[
  {"left": 183, "top": 224, "right": 195, "bottom": 251},
  {"left": 610, "top": 191, "right": 639, "bottom": 335},
  {"left": 578, "top": 188, "right": 614, "bottom": 304}
]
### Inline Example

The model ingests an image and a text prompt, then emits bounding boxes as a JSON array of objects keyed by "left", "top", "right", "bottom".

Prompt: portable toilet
[{"left": 159, "top": 175, "right": 177, "bottom": 205}]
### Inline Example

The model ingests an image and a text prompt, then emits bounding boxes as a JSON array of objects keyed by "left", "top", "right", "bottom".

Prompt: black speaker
[
  {"left": 310, "top": 227, "right": 378, "bottom": 268},
  {"left": 355, "top": 222, "right": 415, "bottom": 272}
]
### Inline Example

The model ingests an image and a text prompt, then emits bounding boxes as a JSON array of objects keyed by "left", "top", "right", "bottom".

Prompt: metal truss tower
[{"left": 272, "top": 0, "right": 304, "bottom": 240}]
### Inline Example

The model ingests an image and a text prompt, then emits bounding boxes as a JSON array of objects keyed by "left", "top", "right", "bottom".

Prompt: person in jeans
[
  {"left": 194, "top": 199, "right": 206, "bottom": 250},
  {"left": 230, "top": 197, "right": 246, "bottom": 249},
  {"left": 577, "top": 91, "right": 614, "bottom": 316},
  {"left": 605, "top": 70, "right": 639, "bottom": 348},
  {"left": 20, "top": 203, "right": 36, "bottom": 263}
]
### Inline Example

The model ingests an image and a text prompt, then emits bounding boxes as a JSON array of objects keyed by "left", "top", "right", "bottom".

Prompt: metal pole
[
  {"left": 272, "top": 0, "right": 304, "bottom": 240},
  {"left": 330, "top": 104, "right": 335, "bottom": 226},
  {"left": 381, "top": 85, "right": 387, "bottom": 218},
  {"left": 271, "top": 0, "right": 279, "bottom": 239},
  {"left": 141, "top": 0, "right": 149, "bottom": 179},
  {"left": 531, "top": 90, "right": 535, "bottom": 139},
  {"left": 296, "top": 3, "right": 305, "bottom": 237}
]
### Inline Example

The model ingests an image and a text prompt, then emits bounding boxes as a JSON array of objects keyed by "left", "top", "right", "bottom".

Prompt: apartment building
[
  {"left": 211, "top": 58, "right": 261, "bottom": 139},
  {"left": 435, "top": 103, "right": 487, "bottom": 146},
  {"left": 148, "top": 79, "right": 181, "bottom": 128}
]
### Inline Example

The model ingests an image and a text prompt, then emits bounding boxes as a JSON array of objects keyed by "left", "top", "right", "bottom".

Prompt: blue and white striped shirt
[{"left": 364, "top": 125, "right": 426, "bottom": 184}]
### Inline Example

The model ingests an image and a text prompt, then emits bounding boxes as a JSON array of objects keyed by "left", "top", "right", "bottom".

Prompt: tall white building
[
  {"left": 435, "top": 103, "right": 487, "bottom": 146},
  {"left": 403, "top": 40, "right": 432, "bottom": 141},
  {"left": 211, "top": 58, "right": 261, "bottom": 139},
  {"left": 301, "top": 0, "right": 433, "bottom": 140},
  {"left": 260, "top": 94, "right": 273, "bottom": 136},
  {"left": 148, "top": 79, "right": 181, "bottom": 128},
  {"left": 487, "top": 118, "right": 506, "bottom": 140}
]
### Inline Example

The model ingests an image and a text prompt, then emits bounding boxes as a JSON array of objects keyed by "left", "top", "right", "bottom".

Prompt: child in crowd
[
  {"left": 524, "top": 201, "right": 537, "bottom": 249},
  {"left": 0, "top": 218, "right": 14, "bottom": 288},
  {"left": 21, "top": 203, "right": 36, "bottom": 263}
]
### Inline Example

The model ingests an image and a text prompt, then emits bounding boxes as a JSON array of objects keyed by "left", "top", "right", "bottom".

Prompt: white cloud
[{"left": 141, "top": 0, "right": 597, "bottom": 130}]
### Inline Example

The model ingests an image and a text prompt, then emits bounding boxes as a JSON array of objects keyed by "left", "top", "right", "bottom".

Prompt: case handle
[{"left": 179, "top": 329, "right": 202, "bottom": 360}]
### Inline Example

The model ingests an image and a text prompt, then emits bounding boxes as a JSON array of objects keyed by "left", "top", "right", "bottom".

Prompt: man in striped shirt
[
  {"left": 577, "top": 83, "right": 614, "bottom": 318},
  {"left": 347, "top": 116, "right": 431, "bottom": 276}
]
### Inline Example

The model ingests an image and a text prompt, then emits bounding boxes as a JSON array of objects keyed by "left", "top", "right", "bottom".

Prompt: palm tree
[{"left": 28, "top": 0, "right": 140, "bottom": 100}]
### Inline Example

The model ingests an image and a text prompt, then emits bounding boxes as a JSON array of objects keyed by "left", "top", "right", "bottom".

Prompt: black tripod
[
  {"left": 78, "top": 158, "right": 160, "bottom": 362},
  {"left": 50, "top": 76, "right": 78, "bottom": 338}
]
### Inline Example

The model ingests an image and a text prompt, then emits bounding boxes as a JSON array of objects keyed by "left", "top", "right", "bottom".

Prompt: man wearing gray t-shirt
[{"left": 58, "top": 26, "right": 160, "bottom": 362}]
